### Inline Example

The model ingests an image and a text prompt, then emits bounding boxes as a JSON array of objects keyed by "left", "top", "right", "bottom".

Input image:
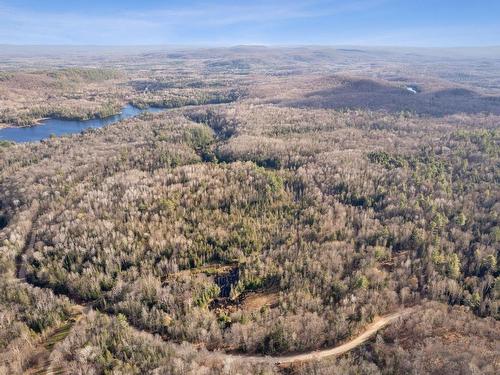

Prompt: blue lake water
[{"left": 0, "top": 104, "right": 165, "bottom": 143}]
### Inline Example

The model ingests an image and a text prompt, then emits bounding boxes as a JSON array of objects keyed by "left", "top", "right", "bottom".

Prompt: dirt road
[{"left": 218, "top": 309, "right": 412, "bottom": 365}]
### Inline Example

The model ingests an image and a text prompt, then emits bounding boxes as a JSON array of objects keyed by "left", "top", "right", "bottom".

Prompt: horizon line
[{"left": 1, "top": 43, "right": 500, "bottom": 49}]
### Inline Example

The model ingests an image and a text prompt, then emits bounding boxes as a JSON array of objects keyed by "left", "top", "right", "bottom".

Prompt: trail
[
  {"left": 23, "top": 306, "right": 85, "bottom": 375},
  {"left": 215, "top": 308, "right": 412, "bottom": 365}
]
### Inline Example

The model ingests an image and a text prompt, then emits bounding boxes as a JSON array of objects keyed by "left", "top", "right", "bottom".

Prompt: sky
[{"left": 0, "top": 0, "right": 499, "bottom": 47}]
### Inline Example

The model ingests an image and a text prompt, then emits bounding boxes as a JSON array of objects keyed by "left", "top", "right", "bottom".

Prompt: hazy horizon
[
  {"left": 1, "top": 0, "right": 499, "bottom": 47},
  {"left": 1, "top": 44, "right": 500, "bottom": 48}
]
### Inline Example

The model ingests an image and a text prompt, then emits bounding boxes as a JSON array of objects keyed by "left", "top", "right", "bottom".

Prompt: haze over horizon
[{"left": 0, "top": 0, "right": 499, "bottom": 47}]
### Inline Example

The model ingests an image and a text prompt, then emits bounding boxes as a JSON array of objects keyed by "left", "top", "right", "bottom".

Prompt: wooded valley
[{"left": 0, "top": 46, "right": 498, "bottom": 374}]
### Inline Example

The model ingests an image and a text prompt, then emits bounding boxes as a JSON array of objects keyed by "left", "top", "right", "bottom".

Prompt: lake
[{"left": 0, "top": 104, "right": 165, "bottom": 143}]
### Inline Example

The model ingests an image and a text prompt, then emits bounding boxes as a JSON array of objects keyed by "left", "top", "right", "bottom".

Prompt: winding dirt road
[{"left": 217, "top": 308, "right": 412, "bottom": 365}]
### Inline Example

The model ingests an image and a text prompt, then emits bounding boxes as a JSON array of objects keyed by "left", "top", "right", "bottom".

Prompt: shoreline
[
  {"left": 0, "top": 104, "right": 165, "bottom": 143},
  {"left": 0, "top": 110, "right": 125, "bottom": 130}
]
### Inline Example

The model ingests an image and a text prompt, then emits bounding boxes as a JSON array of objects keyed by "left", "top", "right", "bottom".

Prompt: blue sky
[{"left": 0, "top": 0, "right": 499, "bottom": 46}]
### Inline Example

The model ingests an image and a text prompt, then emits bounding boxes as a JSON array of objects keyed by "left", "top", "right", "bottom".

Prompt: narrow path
[
  {"left": 24, "top": 306, "right": 84, "bottom": 375},
  {"left": 215, "top": 309, "right": 412, "bottom": 365}
]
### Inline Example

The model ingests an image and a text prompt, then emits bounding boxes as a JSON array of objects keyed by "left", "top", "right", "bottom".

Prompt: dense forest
[{"left": 0, "top": 47, "right": 499, "bottom": 374}]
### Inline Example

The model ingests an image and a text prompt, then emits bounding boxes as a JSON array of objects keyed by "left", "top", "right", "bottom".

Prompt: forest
[{"left": 0, "top": 46, "right": 498, "bottom": 374}]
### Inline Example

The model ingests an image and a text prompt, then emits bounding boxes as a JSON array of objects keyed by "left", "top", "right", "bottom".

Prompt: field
[{"left": 0, "top": 46, "right": 499, "bottom": 374}]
